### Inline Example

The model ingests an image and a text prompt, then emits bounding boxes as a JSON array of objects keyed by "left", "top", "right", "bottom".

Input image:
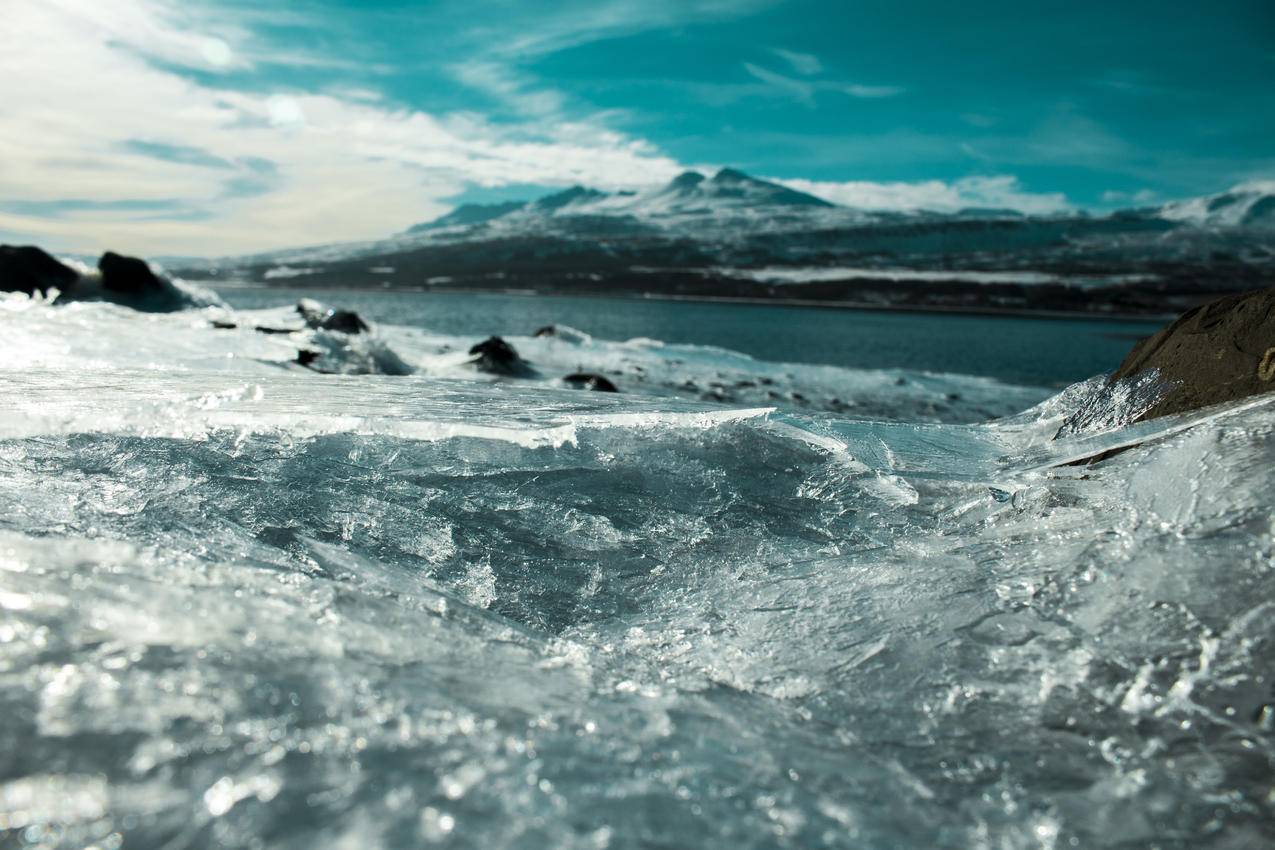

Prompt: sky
[{"left": 2, "top": 0, "right": 1273, "bottom": 256}]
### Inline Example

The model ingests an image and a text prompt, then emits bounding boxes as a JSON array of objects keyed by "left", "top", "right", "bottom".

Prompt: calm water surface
[{"left": 217, "top": 286, "right": 1162, "bottom": 386}]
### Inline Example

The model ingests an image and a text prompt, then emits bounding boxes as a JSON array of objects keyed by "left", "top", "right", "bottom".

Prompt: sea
[{"left": 1, "top": 284, "right": 1272, "bottom": 849}]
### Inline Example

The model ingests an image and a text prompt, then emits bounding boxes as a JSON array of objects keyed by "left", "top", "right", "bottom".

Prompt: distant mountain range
[
  {"left": 406, "top": 168, "right": 836, "bottom": 233},
  {"left": 176, "top": 169, "right": 1275, "bottom": 318}
]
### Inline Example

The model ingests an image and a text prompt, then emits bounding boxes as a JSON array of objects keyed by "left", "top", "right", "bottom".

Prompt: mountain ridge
[
  {"left": 169, "top": 171, "right": 1275, "bottom": 321},
  {"left": 405, "top": 170, "right": 1275, "bottom": 237},
  {"left": 404, "top": 167, "right": 836, "bottom": 233}
]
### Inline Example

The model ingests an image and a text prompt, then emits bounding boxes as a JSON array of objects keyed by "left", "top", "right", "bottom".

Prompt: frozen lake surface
[{"left": 0, "top": 288, "right": 1271, "bottom": 849}]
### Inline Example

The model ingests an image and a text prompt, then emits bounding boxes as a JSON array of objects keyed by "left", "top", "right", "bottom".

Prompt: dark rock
[
  {"left": 468, "top": 336, "right": 536, "bottom": 376},
  {"left": 296, "top": 349, "right": 320, "bottom": 368},
  {"left": 213, "top": 318, "right": 304, "bottom": 335},
  {"left": 322, "top": 309, "right": 369, "bottom": 334},
  {"left": 1110, "top": 287, "right": 1275, "bottom": 422},
  {"left": 0, "top": 245, "right": 79, "bottom": 295},
  {"left": 533, "top": 325, "right": 557, "bottom": 337},
  {"left": 563, "top": 372, "right": 618, "bottom": 392},
  {"left": 98, "top": 251, "right": 164, "bottom": 296},
  {"left": 296, "top": 298, "right": 369, "bottom": 334}
]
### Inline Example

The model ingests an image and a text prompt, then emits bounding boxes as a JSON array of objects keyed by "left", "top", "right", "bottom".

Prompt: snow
[{"left": 1157, "top": 180, "right": 1275, "bottom": 229}]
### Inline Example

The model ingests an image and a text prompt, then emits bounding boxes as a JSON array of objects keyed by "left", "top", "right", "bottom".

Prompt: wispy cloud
[
  {"left": 842, "top": 83, "right": 904, "bottom": 99},
  {"left": 448, "top": 1, "right": 784, "bottom": 125},
  {"left": 742, "top": 62, "right": 903, "bottom": 105},
  {"left": 0, "top": 0, "right": 689, "bottom": 255},
  {"left": 770, "top": 47, "right": 822, "bottom": 75},
  {"left": 1100, "top": 188, "right": 1159, "bottom": 206},
  {"left": 778, "top": 175, "right": 1072, "bottom": 215},
  {"left": 447, "top": 61, "right": 567, "bottom": 118},
  {"left": 743, "top": 62, "right": 818, "bottom": 104},
  {"left": 472, "top": 0, "right": 781, "bottom": 59}
]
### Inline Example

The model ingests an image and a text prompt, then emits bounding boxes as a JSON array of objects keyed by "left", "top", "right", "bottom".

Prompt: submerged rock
[
  {"left": 0, "top": 245, "right": 79, "bottom": 295},
  {"left": 563, "top": 372, "right": 619, "bottom": 392},
  {"left": 468, "top": 336, "right": 536, "bottom": 376},
  {"left": 1111, "top": 287, "right": 1275, "bottom": 422},
  {"left": 296, "top": 298, "right": 370, "bottom": 334}
]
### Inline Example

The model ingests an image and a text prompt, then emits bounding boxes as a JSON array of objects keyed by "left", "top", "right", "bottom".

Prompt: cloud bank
[
  {"left": 2, "top": 0, "right": 1075, "bottom": 256},
  {"left": 778, "top": 176, "right": 1072, "bottom": 215},
  {"left": 0, "top": 0, "right": 687, "bottom": 255}
]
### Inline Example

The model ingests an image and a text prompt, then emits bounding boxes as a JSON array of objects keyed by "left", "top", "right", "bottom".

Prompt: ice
[{"left": 0, "top": 294, "right": 1272, "bottom": 848}]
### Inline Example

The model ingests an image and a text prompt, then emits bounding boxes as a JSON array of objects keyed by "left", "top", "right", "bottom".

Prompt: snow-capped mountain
[
  {"left": 406, "top": 168, "right": 843, "bottom": 234},
  {"left": 1156, "top": 181, "right": 1275, "bottom": 229},
  {"left": 173, "top": 169, "right": 1275, "bottom": 319}
]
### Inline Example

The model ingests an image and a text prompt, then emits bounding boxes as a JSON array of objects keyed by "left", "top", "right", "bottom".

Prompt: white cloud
[
  {"left": 841, "top": 84, "right": 904, "bottom": 99},
  {"left": 1101, "top": 188, "right": 1159, "bottom": 206},
  {"left": 743, "top": 62, "right": 817, "bottom": 105},
  {"left": 0, "top": 0, "right": 687, "bottom": 255},
  {"left": 448, "top": 61, "right": 567, "bottom": 117},
  {"left": 743, "top": 62, "right": 902, "bottom": 105},
  {"left": 770, "top": 48, "right": 821, "bottom": 75},
  {"left": 479, "top": 0, "right": 780, "bottom": 59},
  {"left": 777, "top": 175, "right": 1072, "bottom": 215},
  {"left": 38, "top": 0, "right": 252, "bottom": 73}
]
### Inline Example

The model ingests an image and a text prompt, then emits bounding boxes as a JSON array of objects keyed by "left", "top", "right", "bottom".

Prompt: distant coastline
[{"left": 202, "top": 277, "right": 1187, "bottom": 324}]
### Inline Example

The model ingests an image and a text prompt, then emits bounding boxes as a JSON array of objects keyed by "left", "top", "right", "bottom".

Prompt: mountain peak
[
  {"left": 533, "top": 185, "right": 607, "bottom": 211},
  {"left": 668, "top": 171, "right": 707, "bottom": 191},
  {"left": 702, "top": 168, "right": 834, "bottom": 208},
  {"left": 711, "top": 167, "right": 754, "bottom": 184}
]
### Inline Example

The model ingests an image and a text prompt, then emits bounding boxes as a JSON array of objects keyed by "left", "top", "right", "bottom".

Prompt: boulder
[
  {"left": 98, "top": 251, "right": 164, "bottom": 296},
  {"left": 0, "top": 245, "right": 79, "bottom": 295},
  {"left": 321, "top": 310, "right": 369, "bottom": 334},
  {"left": 468, "top": 336, "right": 535, "bottom": 376},
  {"left": 563, "top": 372, "right": 618, "bottom": 392},
  {"left": 1110, "top": 287, "right": 1275, "bottom": 422},
  {"left": 296, "top": 298, "right": 369, "bottom": 334}
]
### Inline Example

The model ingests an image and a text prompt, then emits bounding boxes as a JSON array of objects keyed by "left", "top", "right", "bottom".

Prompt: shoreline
[{"left": 207, "top": 280, "right": 1174, "bottom": 324}]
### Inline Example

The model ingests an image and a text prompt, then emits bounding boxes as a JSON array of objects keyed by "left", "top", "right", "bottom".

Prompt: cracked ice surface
[{"left": 0, "top": 294, "right": 1272, "bottom": 849}]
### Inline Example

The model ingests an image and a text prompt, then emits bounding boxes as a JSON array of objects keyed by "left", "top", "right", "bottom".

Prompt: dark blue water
[{"left": 217, "top": 287, "right": 1160, "bottom": 386}]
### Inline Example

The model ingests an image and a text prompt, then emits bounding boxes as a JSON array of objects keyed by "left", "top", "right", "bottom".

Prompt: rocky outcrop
[
  {"left": 94, "top": 251, "right": 219, "bottom": 311},
  {"left": 296, "top": 298, "right": 370, "bottom": 334},
  {"left": 468, "top": 336, "right": 536, "bottom": 377},
  {"left": 98, "top": 251, "right": 166, "bottom": 296},
  {"left": 0, "top": 245, "right": 79, "bottom": 295},
  {"left": 1110, "top": 286, "right": 1275, "bottom": 421}
]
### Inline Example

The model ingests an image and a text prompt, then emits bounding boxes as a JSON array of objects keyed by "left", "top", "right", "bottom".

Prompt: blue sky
[{"left": 2, "top": 0, "right": 1272, "bottom": 254}]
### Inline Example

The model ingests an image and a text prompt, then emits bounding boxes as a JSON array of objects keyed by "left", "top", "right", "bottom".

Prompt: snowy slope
[
  {"left": 1157, "top": 180, "right": 1275, "bottom": 229},
  {"left": 407, "top": 168, "right": 855, "bottom": 234}
]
